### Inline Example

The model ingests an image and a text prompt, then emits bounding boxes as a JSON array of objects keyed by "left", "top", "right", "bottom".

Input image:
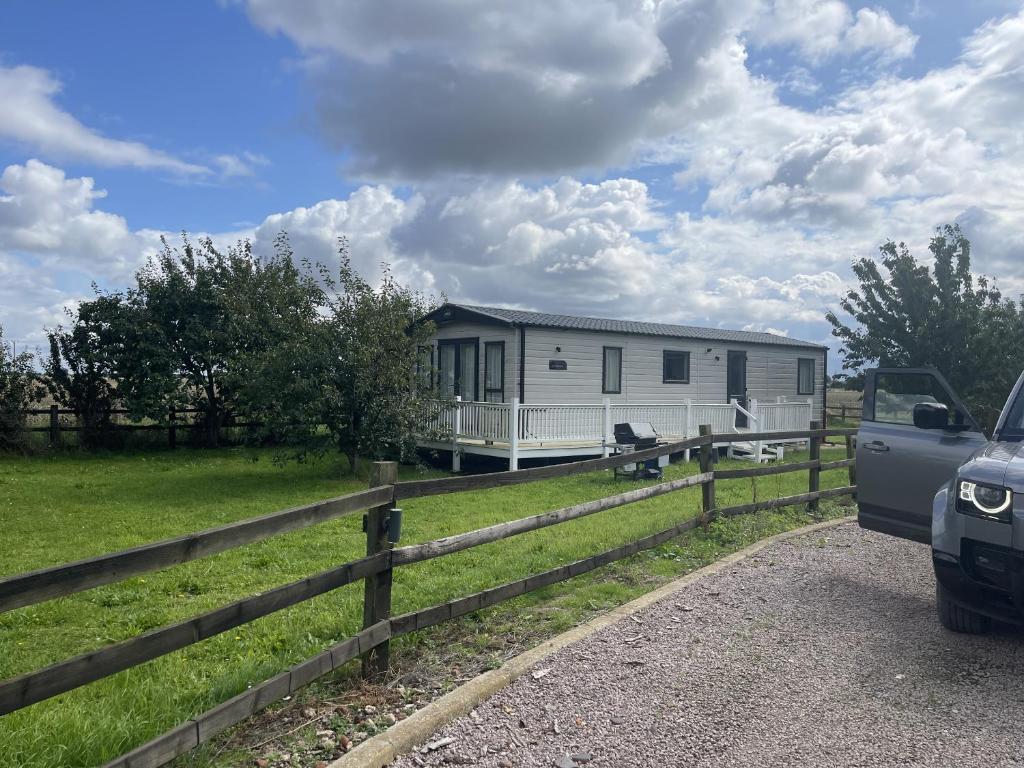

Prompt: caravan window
[
  {"left": 603, "top": 347, "right": 622, "bottom": 394},
  {"left": 798, "top": 358, "right": 815, "bottom": 395},
  {"left": 484, "top": 342, "right": 505, "bottom": 402},
  {"left": 663, "top": 350, "right": 690, "bottom": 383},
  {"left": 437, "top": 339, "right": 478, "bottom": 400}
]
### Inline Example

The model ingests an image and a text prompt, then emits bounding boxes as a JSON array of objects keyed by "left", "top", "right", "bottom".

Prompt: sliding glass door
[{"left": 437, "top": 339, "right": 478, "bottom": 400}]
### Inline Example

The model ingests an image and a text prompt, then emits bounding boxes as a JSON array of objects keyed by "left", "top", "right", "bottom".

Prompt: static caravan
[{"left": 416, "top": 303, "right": 828, "bottom": 468}]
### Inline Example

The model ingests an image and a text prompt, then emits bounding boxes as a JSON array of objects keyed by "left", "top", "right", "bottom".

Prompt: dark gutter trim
[{"left": 518, "top": 324, "right": 526, "bottom": 403}]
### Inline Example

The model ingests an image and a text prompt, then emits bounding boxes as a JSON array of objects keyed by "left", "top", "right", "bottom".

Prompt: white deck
[{"left": 419, "top": 397, "right": 814, "bottom": 470}]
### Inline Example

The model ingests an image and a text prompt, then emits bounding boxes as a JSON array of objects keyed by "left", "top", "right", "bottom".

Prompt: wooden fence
[
  {"left": 0, "top": 423, "right": 857, "bottom": 768},
  {"left": 825, "top": 403, "right": 863, "bottom": 424},
  {"left": 11, "top": 406, "right": 259, "bottom": 449}
]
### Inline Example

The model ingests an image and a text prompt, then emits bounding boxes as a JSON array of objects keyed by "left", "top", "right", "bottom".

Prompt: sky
[{"left": 2, "top": 0, "right": 1024, "bottom": 371}]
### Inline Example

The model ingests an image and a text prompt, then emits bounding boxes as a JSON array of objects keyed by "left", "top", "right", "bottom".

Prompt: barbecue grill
[
  {"left": 611, "top": 421, "right": 665, "bottom": 479},
  {"left": 613, "top": 422, "right": 659, "bottom": 449}
]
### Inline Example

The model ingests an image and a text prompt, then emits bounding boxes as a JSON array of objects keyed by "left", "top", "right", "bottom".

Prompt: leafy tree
[
  {"left": 98, "top": 234, "right": 322, "bottom": 447},
  {"left": 0, "top": 325, "right": 43, "bottom": 451},
  {"left": 827, "top": 224, "right": 1024, "bottom": 426},
  {"left": 252, "top": 240, "right": 438, "bottom": 473},
  {"left": 44, "top": 300, "right": 120, "bottom": 449}
]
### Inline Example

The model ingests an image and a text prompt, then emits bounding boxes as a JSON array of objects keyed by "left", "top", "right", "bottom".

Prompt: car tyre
[{"left": 937, "top": 582, "right": 991, "bottom": 634}]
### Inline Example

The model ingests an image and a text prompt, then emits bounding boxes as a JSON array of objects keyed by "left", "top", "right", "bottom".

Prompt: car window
[
  {"left": 873, "top": 372, "right": 960, "bottom": 425},
  {"left": 1002, "top": 385, "right": 1024, "bottom": 439}
]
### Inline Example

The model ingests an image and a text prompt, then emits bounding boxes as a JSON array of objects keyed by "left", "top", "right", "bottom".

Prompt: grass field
[{"left": 0, "top": 445, "right": 853, "bottom": 767}]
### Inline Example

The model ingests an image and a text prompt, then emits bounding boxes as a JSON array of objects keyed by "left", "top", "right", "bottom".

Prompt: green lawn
[{"left": 0, "top": 446, "right": 853, "bottom": 767}]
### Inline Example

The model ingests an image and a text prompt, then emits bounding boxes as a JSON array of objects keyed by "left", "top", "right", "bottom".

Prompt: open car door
[{"left": 857, "top": 367, "right": 989, "bottom": 544}]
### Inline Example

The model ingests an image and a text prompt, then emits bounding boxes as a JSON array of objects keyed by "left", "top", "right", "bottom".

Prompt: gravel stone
[{"left": 392, "top": 524, "right": 1024, "bottom": 767}]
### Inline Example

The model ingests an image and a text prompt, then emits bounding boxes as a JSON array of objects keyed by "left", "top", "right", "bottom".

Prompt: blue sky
[{"left": 2, "top": 0, "right": 1024, "bottom": 370}]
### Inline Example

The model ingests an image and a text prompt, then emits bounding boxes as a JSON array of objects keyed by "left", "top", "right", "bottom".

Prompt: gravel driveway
[{"left": 392, "top": 523, "right": 1024, "bottom": 768}]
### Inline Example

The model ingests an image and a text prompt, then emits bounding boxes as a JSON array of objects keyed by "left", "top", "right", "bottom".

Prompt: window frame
[
  {"left": 797, "top": 357, "right": 815, "bottom": 396},
  {"left": 437, "top": 337, "right": 479, "bottom": 401},
  {"left": 602, "top": 346, "right": 623, "bottom": 395},
  {"left": 662, "top": 350, "right": 691, "bottom": 384},
  {"left": 483, "top": 341, "right": 505, "bottom": 402}
]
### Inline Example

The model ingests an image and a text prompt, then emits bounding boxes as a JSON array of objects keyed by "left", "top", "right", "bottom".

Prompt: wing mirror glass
[{"left": 913, "top": 402, "right": 949, "bottom": 430}]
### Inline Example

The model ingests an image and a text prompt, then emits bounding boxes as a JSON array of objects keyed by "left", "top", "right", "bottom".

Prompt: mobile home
[{"left": 416, "top": 303, "right": 828, "bottom": 468}]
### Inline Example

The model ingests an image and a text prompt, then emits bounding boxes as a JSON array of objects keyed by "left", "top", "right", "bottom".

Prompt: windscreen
[{"left": 1000, "top": 382, "right": 1024, "bottom": 441}]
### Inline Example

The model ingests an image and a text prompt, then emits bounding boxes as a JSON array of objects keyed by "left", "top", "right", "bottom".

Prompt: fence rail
[
  {"left": 6, "top": 405, "right": 260, "bottom": 449},
  {"left": 0, "top": 423, "right": 857, "bottom": 768}
]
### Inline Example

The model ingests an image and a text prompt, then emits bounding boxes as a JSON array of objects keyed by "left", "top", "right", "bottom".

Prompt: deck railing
[
  {"left": 458, "top": 400, "right": 511, "bottom": 442},
  {"left": 759, "top": 400, "right": 814, "bottom": 432},
  {"left": 423, "top": 397, "right": 812, "bottom": 459},
  {"left": 519, "top": 403, "right": 605, "bottom": 441}
]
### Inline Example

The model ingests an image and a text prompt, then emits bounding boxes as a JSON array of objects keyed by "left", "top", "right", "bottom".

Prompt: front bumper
[{"left": 933, "top": 544, "right": 1024, "bottom": 625}]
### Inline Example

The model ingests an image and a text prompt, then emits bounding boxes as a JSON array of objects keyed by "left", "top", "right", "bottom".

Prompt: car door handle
[{"left": 863, "top": 441, "right": 890, "bottom": 452}]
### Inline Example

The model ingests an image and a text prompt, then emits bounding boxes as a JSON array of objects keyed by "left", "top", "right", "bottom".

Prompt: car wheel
[{"left": 937, "top": 582, "right": 992, "bottom": 634}]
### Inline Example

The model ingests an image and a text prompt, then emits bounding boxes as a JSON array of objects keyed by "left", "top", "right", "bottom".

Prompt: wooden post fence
[
  {"left": 698, "top": 424, "right": 715, "bottom": 523},
  {"left": 0, "top": 425, "right": 858, "bottom": 768},
  {"left": 808, "top": 420, "right": 822, "bottom": 518},
  {"left": 845, "top": 433, "right": 857, "bottom": 490},
  {"left": 168, "top": 408, "right": 177, "bottom": 449},
  {"left": 48, "top": 404, "right": 60, "bottom": 450},
  {"left": 362, "top": 461, "right": 398, "bottom": 679}
]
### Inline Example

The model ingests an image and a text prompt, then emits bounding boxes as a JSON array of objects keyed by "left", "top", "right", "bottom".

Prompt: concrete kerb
[{"left": 330, "top": 515, "right": 856, "bottom": 768}]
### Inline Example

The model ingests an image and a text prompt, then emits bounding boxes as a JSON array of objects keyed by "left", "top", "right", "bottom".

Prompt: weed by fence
[{"left": 0, "top": 422, "right": 856, "bottom": 768}]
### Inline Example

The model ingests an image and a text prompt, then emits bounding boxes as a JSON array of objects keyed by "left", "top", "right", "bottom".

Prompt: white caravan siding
[
  {"left": 426, "top": 322, "right": 826, "bottom": 413},
  {"left": 431, "top": 321, "right": 518, "bottom": 402},
  {"left": 522, "top": 327, "right": 825, "bottom": 413}
]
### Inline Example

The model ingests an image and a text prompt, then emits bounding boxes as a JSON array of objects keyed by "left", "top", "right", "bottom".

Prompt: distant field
[
  {"left": 828, "top": 389, "right": 863, "bottom": 407},
  {"left": 0, "top": 446, "right": 852, "bottom": 767}
]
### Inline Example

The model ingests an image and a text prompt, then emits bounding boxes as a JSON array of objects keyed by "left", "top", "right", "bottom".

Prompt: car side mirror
[{"left": 913, "top": 402, "right": 949, "bottom": 430}]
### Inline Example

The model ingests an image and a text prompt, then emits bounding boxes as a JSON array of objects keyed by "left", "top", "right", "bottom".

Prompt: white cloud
[
  {"left": 213, "top": 151, "right": 271, "bottom": 179},
  {"left": 10, "top": 8, "right": 1024, "bottom": 363},
  {"left": 0, "top": 254, "right": 75, "bottom": 350},
  {"left": 252, "top": 185, "right": 437, "bottom": 291},
  {"left": 0, "top": 65, "right": 208, "bottom": 175},
  {"left": 0, "top": 159, "right": 163, "bottom": 279},
  {"left": 749, "top": 1, "right": 917, "bottom": 63}
]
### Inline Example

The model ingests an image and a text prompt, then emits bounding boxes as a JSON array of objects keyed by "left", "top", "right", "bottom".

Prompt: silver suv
[{"left": 857, "top": 367, "right": 1024, "bottom": 633}]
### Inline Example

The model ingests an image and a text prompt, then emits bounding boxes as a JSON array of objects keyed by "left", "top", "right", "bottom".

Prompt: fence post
[
  {"left": 808, "top": 419, "right": 822, "bottom": 519},
  {"left": 845, "top": 432, "right": 857, "bottom": 490},
  {"left": 602, "top": 397, "right": 611, "bottom": 459},
  {"left": 698, "top": 424, "right": 715, "bottom": 524},
  {"left": 362, "top": 461, "right": 398, "bottom": 680},
  {"left": 727, "top": 399, "right": 738, "bottom": 459},
  {"left": 48, "top": 404, "right": 60, "bottom": 450},
  {"left": 750, "top": 398, "right": 761, "bottom": 463},
  {"left": 509, "top": 397, "right": 520, "bottom": 471},
  {"left": 168, "top": 408, "right": 177, "bottom": 449},
  {"left": 685, "top": 398, "right": 693, "bottom": 462},
  {"left": 452, "top": 396, "right": 461, "bottom": 473}
]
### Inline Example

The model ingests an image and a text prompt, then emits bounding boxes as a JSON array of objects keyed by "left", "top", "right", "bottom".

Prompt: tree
[
  {"left": 827, "top": 224, "right": 1024, "bottom": 426},
  {"left": 97, "top": 234, "right": 323, "bottom": 447},
  {"left": 44, "top": 300, "right": 120, "bottom": 449},
  {"left": 0, "top": 325, "right": 43, "bottom": 451},
  {"left": 251, "top": 240, "right": 438, "bottom": 473}
]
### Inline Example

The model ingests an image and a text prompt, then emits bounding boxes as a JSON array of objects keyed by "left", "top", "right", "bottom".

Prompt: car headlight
[{"left": 957, "top": 480, "right": 1013, "bottom": 522}]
